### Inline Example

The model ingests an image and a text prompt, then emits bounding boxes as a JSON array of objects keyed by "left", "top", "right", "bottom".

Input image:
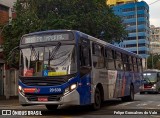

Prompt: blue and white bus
[{"left": 18, "top": 30, "right": 143, "bottom": 110}]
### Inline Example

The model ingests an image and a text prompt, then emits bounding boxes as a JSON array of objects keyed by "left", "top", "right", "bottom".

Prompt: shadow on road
[{"left": 41, "top": 99, "right": 126, "bottom": 116}]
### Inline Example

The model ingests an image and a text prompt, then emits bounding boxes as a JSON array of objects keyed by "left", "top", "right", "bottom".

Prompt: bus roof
[
  {"left": 22, "top": 30, "right": 73, "bottom": 37},
  {"left": 143, "top": 69, "right": 160, "bottom": 73},
  {"left": 77, "top": 31, "right": 142, "bottom": 59},
  {"left": 22, "top": 30, "right": 142, "bottom": 59}
]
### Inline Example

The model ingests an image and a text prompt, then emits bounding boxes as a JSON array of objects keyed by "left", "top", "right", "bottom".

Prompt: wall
[{"left": 4, "top": 69, "right": 18, "bottom": 98}]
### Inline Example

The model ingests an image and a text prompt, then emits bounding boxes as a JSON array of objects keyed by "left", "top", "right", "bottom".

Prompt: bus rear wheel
[
  {"left": 121, "top": 85, "right": 134, "bottom": 101},
  {"left": 128, "top": 85, "right": 134, "bottom": 101},
  {"left": 92, "top": 87, "right": 101, "bottom": 110},
  {"left": 45, "top": 105, "right": 58, "bottom": 110}
]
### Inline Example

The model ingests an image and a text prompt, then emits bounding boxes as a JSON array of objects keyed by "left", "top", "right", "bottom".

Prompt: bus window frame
[
  {"left": 92, "top": 42, "right": 105, "bottom": 69},
  {"left": 115, "top": 51, "right": 123, "bottom": 71},
  {"left": 122, "top": 54, "right": 129, "bottom": 71},
  {"left": 79, "top": 37, "right": 92, "bottom": 77},
  {"left": 105, "top": 47, "right": 116, "bottom": 70}
]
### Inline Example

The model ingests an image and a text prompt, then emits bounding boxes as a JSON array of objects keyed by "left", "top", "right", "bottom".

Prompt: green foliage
[
  {"left": 2, "top": 0, "right": 127, "bottom": 68},
  {"left": 147, "top": 54, "right": 160, "bottom": 70}
]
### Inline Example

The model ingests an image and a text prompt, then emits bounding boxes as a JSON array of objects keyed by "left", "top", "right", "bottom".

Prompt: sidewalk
[{"left": 0, "top": 96, "right": 19, "bottom": 106}]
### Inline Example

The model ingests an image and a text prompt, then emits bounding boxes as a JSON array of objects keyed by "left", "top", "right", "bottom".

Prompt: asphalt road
[{"left": 0, "top": 93, "right": 160, "bottom": 118}]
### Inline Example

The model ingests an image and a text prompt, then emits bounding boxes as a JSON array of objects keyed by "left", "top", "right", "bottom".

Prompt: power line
[{"left": 149, "top": 0, "right": 160, "bottom": 5}]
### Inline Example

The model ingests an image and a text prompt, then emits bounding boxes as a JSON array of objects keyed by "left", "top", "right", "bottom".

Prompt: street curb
[{"left": 0, "top": 96, "right": 18, "bottom": 100}]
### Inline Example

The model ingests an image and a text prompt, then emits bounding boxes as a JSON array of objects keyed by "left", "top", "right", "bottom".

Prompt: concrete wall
[{"left": 4, "top": 68, "right": 18, "bottom": 99}]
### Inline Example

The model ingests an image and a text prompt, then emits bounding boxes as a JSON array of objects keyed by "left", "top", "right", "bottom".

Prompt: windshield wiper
[
  {"left": 49, "top": 42, "right": 61, "bottom": 60},
  {"left": 50, "top": 50, "right": 70, "bottom": 60},
  {"left": 30, "top": 46, "right": 39, "bottom": 61},
  {"left": 48, "top": 42, "right": 61, "bottom": 66}
]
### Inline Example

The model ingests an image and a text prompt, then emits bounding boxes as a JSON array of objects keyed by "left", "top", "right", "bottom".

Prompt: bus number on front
[{"left": 50, "top": 88, "right": 61, "bottom": 93}]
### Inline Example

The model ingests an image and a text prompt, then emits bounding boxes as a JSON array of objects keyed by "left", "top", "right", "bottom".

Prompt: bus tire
[
  {"left": 121, "top": 85, "right": 134, "bottom": 101},
  {"left": 45, "top": 105, "right": 58, "bottom": 110},
  {"left": 92, "top": 87, "right": 101, "bottom": 110},
  {"left": 140, "top": 92, "right": 144, "bottom": 94},
  {"left": 128, "top": 85, "right": 134, "bottom": 101}
]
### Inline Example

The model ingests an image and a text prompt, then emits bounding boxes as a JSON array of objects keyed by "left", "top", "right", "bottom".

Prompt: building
[
  {"left": 107, "top": 0, "right": 138, "bottom": 6},
  {"left": 0, "top": 0, "right": 16, "bottom": 98},
  {"left": 107, "top": 0, "right": 150, "bottom": 59},
  {"left": 150, "top": 25, "right": 160, "bottom": 54}
]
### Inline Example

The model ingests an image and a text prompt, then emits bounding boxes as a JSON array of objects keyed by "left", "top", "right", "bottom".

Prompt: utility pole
[{"left": 135, "top": 2, "right": 139, "bottom": 55}]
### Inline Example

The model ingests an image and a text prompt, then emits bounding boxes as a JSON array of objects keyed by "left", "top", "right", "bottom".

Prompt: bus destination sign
[{"left": 22, "top": 33, "right": 71, "bottom": 44}]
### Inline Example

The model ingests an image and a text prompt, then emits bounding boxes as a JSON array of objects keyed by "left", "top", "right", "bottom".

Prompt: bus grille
[
  {"left": 20, "top": 77, "right": 69, "bottom": 86},
  {"left": 25, "top": 94, "right": 62, "bottom": 101}
]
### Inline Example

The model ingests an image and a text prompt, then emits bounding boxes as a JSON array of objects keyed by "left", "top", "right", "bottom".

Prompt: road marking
[
  {"left": 121, "top": 101, "right": 135, "bottom": 106},
  {"left": 136, "top": 101, "right": 154, "bottom": 107},
  {"left": 136, "top": 103, "right": 147, "bottom": 106},
  {"left": 151, "top": 115, "right": 160, "bottom": 118}
]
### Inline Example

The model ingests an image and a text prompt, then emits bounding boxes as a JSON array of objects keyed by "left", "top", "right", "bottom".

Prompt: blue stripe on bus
[
  {"left": 77, "top": 74, "right": 91, "bottom": 105},
  {"left": 18, "top": 75, "right": 80, "bottom": 95},
  {"left": 113, "top": 71, "right": 133, "bottom": 98}
]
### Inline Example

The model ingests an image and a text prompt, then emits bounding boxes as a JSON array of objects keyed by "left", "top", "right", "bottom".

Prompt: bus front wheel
[
  {"left": 92, "top": 87, "right": 101, "bottom": 110},
  {"left": 45, "top": 105, "right": 58, "bottom": 110}
]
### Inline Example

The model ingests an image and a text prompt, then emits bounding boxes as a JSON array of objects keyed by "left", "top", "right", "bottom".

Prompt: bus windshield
[
  {"left": 20, "top": 44, "right": 77, "bottom": 77},
  {"left": 143, "top": 73, "right": 157, "bottom": 83}
]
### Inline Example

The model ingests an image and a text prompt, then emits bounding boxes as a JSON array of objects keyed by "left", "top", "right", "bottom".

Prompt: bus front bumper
[
  {"left": 19, "top": 90, "right": 80, "bottom": 106},
  {"left": 140, "top": 88, "right": 157, "bottom": 92}
]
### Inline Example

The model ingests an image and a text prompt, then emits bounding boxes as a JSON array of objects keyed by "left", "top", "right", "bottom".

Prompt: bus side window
[
  {"left": 80, "top": 45, "right": 91, "bottom": 67},
  {"left": 129, "top": 56, "right": 133, "bottom": 71},
  {"left": 79, "top": 39, "right": 91, "bottom": 77},
  {"left": 115, "top": 51, "right": 123, "bottom": 70},
  {"left": 92, "top": 43, "right": 104, "bottom": 68},
  {"left": 133, "top": 57, "right": 138, "bottom": 72},
  {"left": 105, "top": 48, "right": 115, "bottom": 70},
  {"left": 137, "top": 58, "right": 142, "bottom": 72},
  {"left": 122, "top": 54, "right": 129, "bottom": 71}
]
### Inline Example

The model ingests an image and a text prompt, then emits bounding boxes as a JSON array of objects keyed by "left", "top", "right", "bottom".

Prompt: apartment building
[
  {"left": 150, "top": 25, "right": 160, "bottom": 54},
  {"left": 107, "top": 0, "right": 150, "bottom": 59}
]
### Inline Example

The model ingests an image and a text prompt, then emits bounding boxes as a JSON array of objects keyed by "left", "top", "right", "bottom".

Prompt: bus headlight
[
  {"left": 64, "top": 83, "right": 77, "bottom": 95},
  {"left": 18, "top": 86, "right": 22, "bottom": 91},
  {"left": 70, "top": 84, "right": 77, "bottom": 90},
  {"left": 18, "top": 86, "right": 24, "bottom": 95},
  {"left": 152, "top": 84, "right": 156, "bottom": 89}
]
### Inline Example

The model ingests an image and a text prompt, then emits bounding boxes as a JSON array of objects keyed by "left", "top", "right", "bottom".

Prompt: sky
[{"left": 143, "top": 0, "right": 160, "bottom": 27}]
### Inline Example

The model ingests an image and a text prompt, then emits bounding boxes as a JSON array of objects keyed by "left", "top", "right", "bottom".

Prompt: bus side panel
[
  {"left": 133, "top": 72, "right": 142, "bottom": 93},
  {"left": 113, "top": 71, "right": 123, "bottom": 98},
  {"left": 77, "top": 74, "right": 91, "bottom": 105},
  {"left": 113, "top": 71, "right": 133, "bottom": 98},
  {"left": 124, "top": 72, "right": 133, "bottom": 96}
]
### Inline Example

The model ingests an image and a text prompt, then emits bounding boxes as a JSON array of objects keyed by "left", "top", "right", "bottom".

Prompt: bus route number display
[{"left": 22, "top": 33, "right": 70, "bottom": 44}]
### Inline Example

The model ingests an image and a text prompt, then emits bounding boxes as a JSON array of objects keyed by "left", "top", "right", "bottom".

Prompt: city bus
[
  {"left": 140, "top": 69, "right": 160, "bottom": 94},
  {"left": 18, "top": 30, "right": 143, "bottom": 110}
]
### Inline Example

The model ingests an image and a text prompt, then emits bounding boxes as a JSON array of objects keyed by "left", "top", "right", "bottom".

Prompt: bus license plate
[{"left": 38, "top": 97, "right": 48, "bottom": 102}]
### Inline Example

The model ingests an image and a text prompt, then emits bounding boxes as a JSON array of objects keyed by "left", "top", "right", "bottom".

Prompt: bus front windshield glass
[
  {"left": 143, "top": 73, "right": 157, "bottom": 83},
  {"left": 20, "top": 45, "right": 77, "bottom": 77}
]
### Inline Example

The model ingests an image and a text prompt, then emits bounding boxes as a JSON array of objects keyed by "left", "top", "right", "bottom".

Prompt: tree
[
  {"left": 2, "top": 0, "right": 127, "bottom": 68},
  {"left": 147, "top": 54, "right": 160, "bottom": 69}
]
